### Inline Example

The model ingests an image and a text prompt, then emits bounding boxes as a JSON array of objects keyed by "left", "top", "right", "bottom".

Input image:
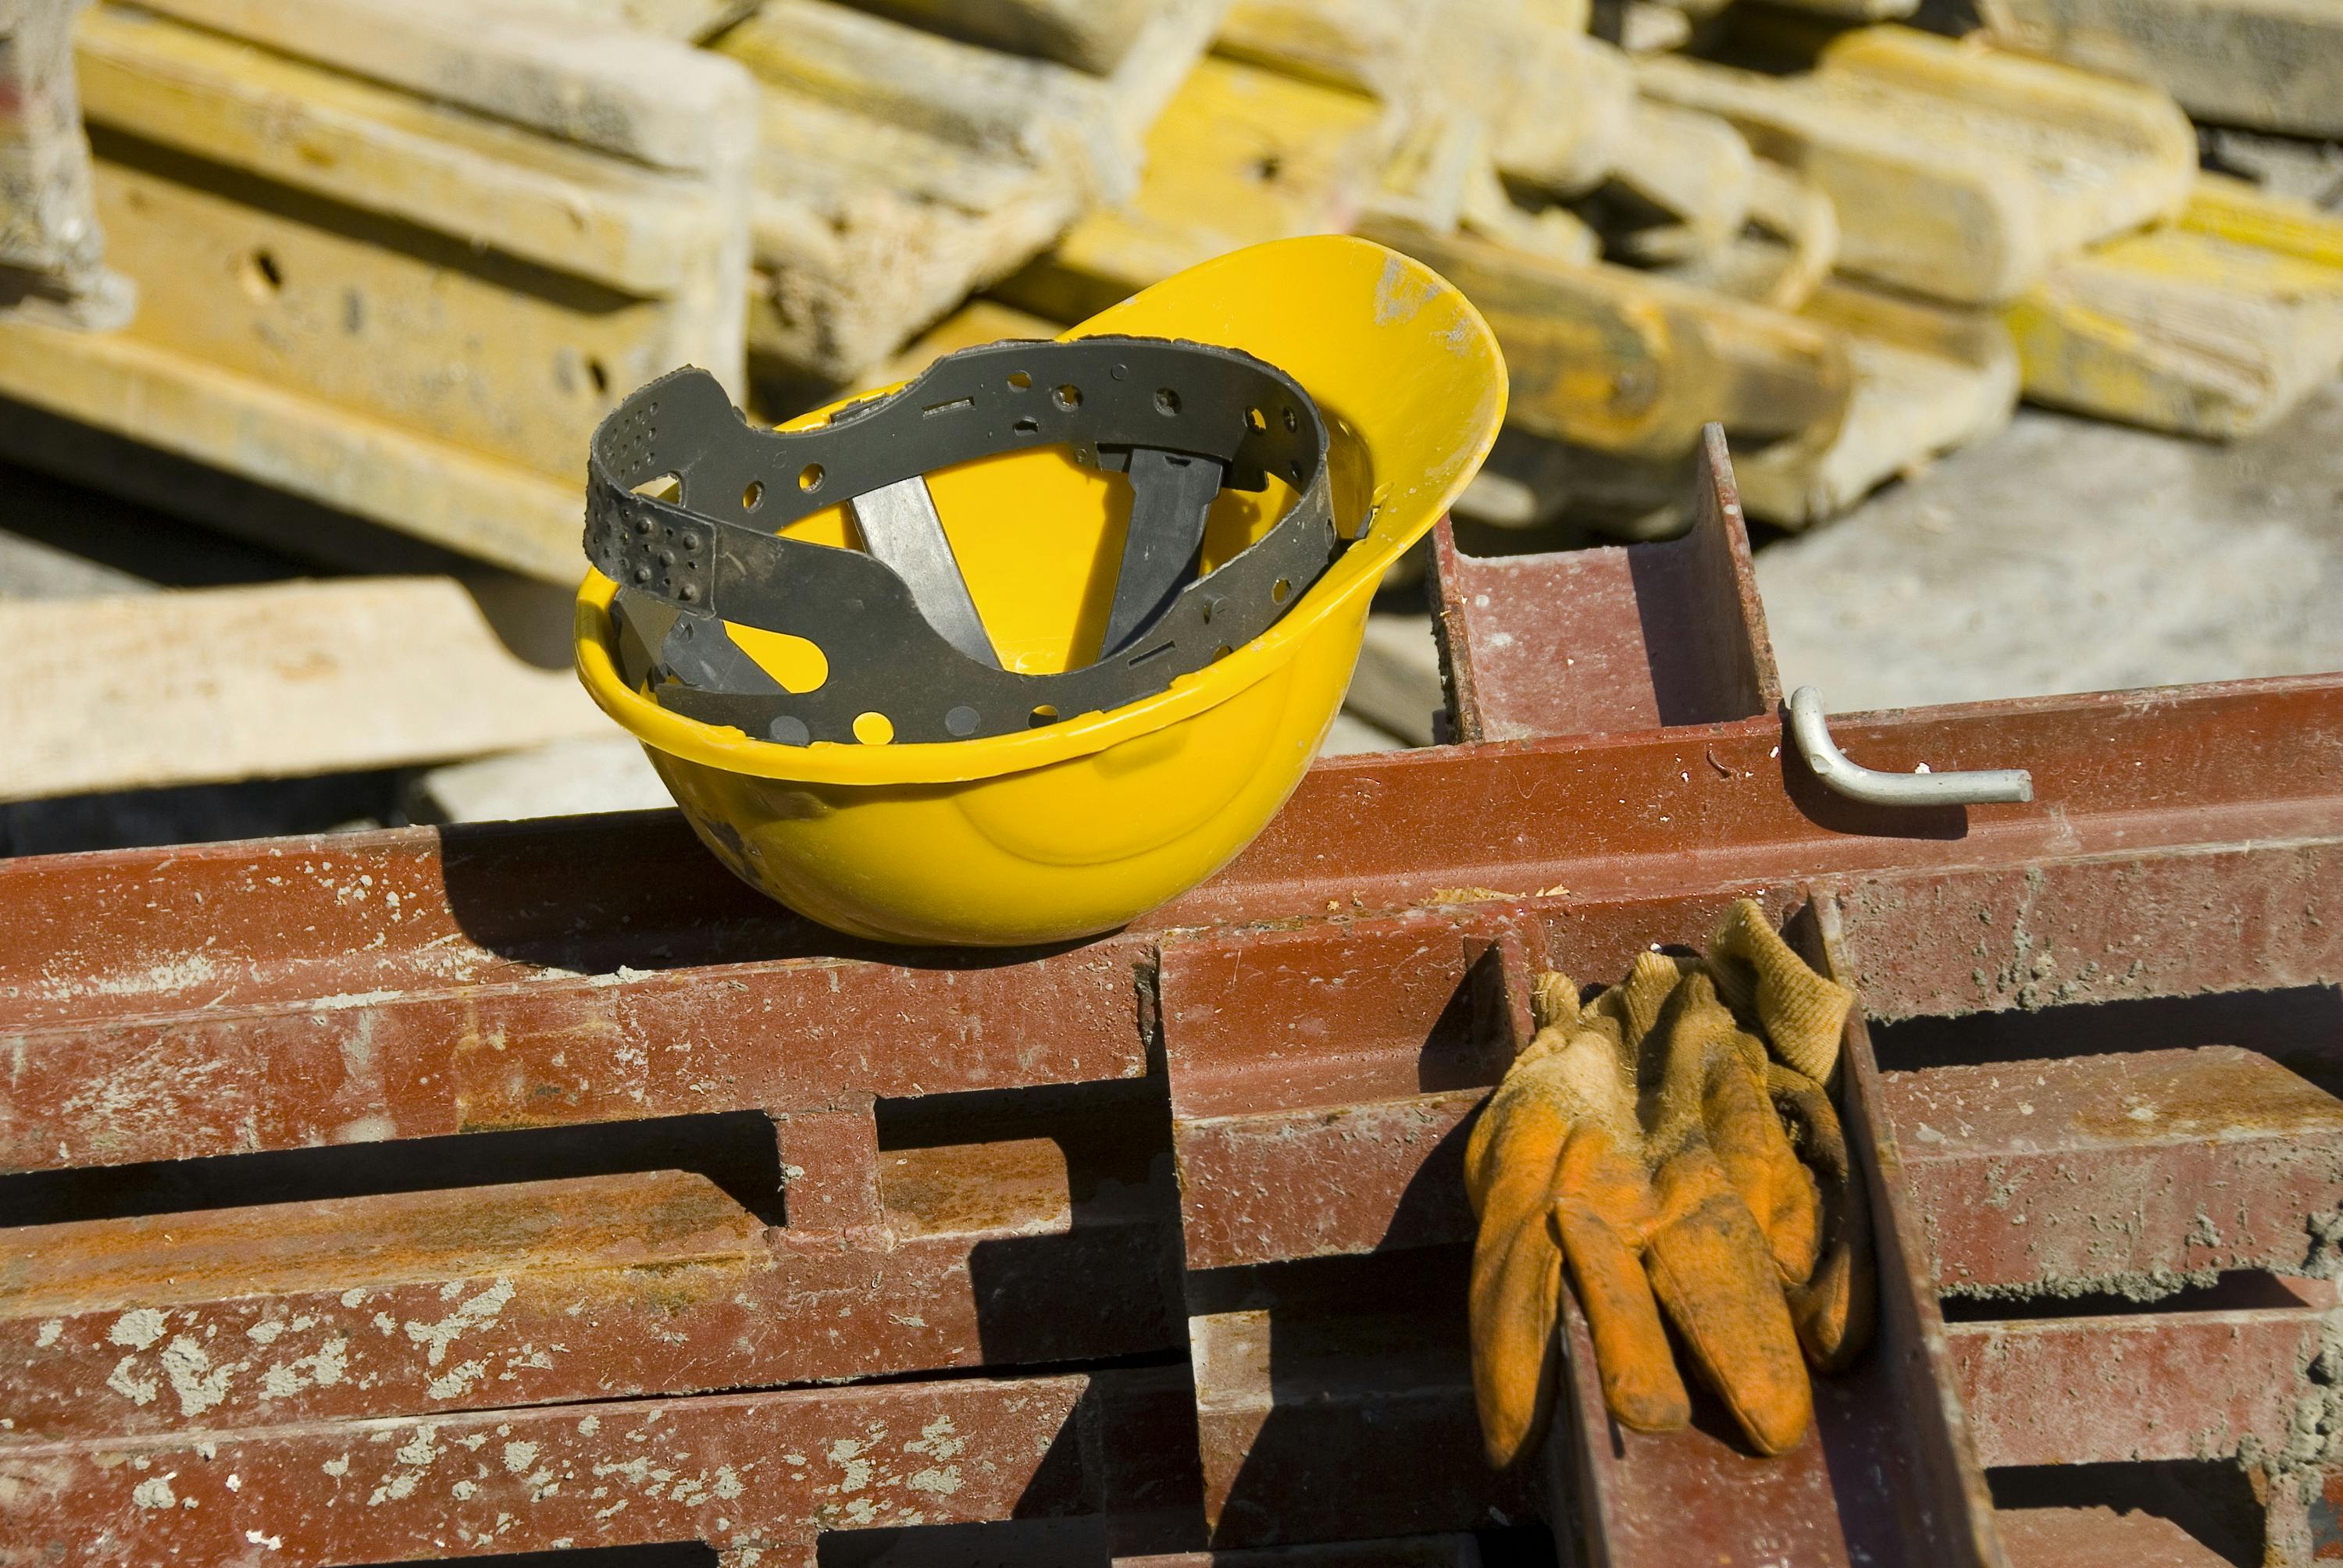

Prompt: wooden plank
[
  {"left": 2006, "top": 176, "right": 2343, "bottom": 439},
  {"left": 1357, "top": 218, "right": 1852, "bottom": 460},
  {"left": 502, "top": 0, "right": 758, "bottom": 40},
  {"left": 847, "top": 0, "right": 1166, "bottom": 73},
  {"left": 1738, "top": 280, "right": 2018, "bottom": 527},
  {"left": 0, "top": 320, "right": 584, "bottom": 580},
  {"left": 722, "top": 0, "right": 1225, "bottom": 380},
  {"left": 75, "top": 4, "right": 734, "bottom": 298},
  {"left": 85, "top": 135, "right": 706, "bottom": 479},
  {"left": 132, "top": 0, "right": 758, "bottom": 175},
  {"left": 1639, "top": 27, "right": 2196, "bottom": 306},
  {"left": 1985, "top": 0, "right": 2343, "bottom": 140},
  {"left": 994, "top": 52, "right": 1389, "bottom": 326},
  {"left": 0, "top": 576, "right": 613, "bottom": 800}
]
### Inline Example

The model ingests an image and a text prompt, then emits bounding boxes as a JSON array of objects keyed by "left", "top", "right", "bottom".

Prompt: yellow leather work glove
[{"left": 1465, "top": 902, "right": 1874, "bottom": 1466}]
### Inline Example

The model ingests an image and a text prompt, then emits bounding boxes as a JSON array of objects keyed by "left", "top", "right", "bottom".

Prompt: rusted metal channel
[{"left": 5, "top": 425, "right": 2343, "bottom": 1563}]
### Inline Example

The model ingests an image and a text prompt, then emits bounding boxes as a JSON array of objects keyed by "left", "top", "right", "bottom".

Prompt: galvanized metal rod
[
  {"left": 850, "top": 476, "right": 1001, "bottom": 668},
  {"left": 1788, "top": 686, "right": 2033, "bottom": 806}
]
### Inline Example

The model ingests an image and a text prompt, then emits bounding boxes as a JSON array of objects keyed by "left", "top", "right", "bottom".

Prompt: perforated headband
[{"left": 585, "top": 336, "right": 1343, "bottom": 745}]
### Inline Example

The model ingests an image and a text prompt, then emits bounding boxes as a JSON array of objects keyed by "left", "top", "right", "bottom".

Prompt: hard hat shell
[{"left": 572, "top": 235, "right": 1507, "bottom": 946}]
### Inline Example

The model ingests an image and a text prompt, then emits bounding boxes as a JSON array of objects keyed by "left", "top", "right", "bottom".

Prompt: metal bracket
[{"left": 1788, "top": 686, "right": 2034, "bottom": 806}]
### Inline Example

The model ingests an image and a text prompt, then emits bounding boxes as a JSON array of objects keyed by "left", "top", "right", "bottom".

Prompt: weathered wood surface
[
  {"left": 1361, "top": 219, "right": 1852, "bottom": 461},
  {"left": 2006, "top": 175, "right": 2343, "bottom": 439},
  {"left": 995, "top": 52, "right": 1390, "bottom": 325},
  {"left": 134, "top": 0, "right": 758, "bottom": 173},
  {"left": 0, "top": 576, "right": 611, "bottom": 800},
  {"left": 0, "top": 323, "right": 586, "bottom": 579},
  {"left": 1985, "top": 0, "right": 2343, "bottom": 139},
  {"left": 725, "top": 0, "right": 1224, "bottom": 381},
  {"left": 848, "top": 0, "right": 1165, "bottom": 73},
  {"left": 1639, "top": 25, "right": 2196, "bottom": 306},
  {"left": 0, "top": 2, "right": 751, "bottom": 579},
  {"left": 1738, "top": 281, "right": 2018, "bottom": 527}
]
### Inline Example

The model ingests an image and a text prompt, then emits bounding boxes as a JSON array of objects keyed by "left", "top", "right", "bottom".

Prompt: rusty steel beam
[
  {"left": 1433, "top": 428, "right": 1779, "bottom": 744},
  {"left": 2, "top": 1124, "right": 1181, "bottom": 1438},
  {"left": 1880, "top": 1046, "right": 2343, "bottom": 1298},
  {"left": 5, "top": 416, "right": 2343, "bottom": 1568},
  {"left": 0, "top": 1367, "right": 1115, "bottom": 1566},
  {"left": 1951, "top": 1294, "right": 2334, "bottom": 1469},
  {"left": 8, "top": 665, "right": 2339, "bottom": 1188}
]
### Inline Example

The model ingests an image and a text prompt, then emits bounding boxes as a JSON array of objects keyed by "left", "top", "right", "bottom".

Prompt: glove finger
[
  {"left": 1465, "top": 1082, "right": 1570, "bottom": 1221},
  {"left": 1553, "top": 1125, "right": 1688, "bottom": 1434},
  {"left": 1706, "top": 1046, "right": 1821, "bottom": 1285},
  {"left": 1643, "top": 1148, "right": 1814, "bottom": 1457},
  {"left": 1770, "top": 1066, "right": 1877, "bottom": 1370},
  {"left": 1708, "top": 899, "right": 1851, "bottom": 1084},
  {"left": 1471, "top": 1201, "right": 1565, "bottom": 1467}
]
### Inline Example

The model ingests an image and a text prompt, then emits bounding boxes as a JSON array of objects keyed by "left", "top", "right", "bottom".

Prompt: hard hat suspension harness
[{"left": 586, "top": 337, "right": 1342, "bottom": 746}]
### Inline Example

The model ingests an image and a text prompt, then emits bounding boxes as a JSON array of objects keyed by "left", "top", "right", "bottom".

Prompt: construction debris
[
  {"left": 2, "top": 576, "right": 608, "bottom": 801},
  {"left": 1984, "top": 0, "right": 2343, "bottom": 139},
  {"left": 2007, "top": 173, "right": 2343, "bottom": 437},
  {"left": 717, "top": 0, "right": 1223, "bottom": 390},
  {"left": 0, "top": 0, "right": 754, "bottom": 581},
  {"left": 1637, "top": 27, "right": 2199, "bottom": 307}
]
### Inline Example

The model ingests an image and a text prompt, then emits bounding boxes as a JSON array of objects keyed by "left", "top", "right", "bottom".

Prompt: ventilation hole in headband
[
  {"left": 1007, "top": 371, "right": 1032, "bottom": 390},
  {"left": 1271, "top": 578, "right": 1292, "bottom": 604},
  {"left": 1247, "top": 406, "right": 1266, "bottom": 432},
  {"left": 1053, "top": 384, "right": 1082, "bottom": 411},
  {"left": 798, "top": 463, "right": 824, "bottom": 492},
  {"left": 742, "top": 480, "right": 765, "bottom": 511},
  {"left": 944, "top": 704, "right": 981, "bottom": 738},
  {"left": 1212, "top": 645, "right": 1234, "bottom": 661},
  {"left": 1155, "top": 388, "right": 1180, "bottom": 416},
  {"left": 1282, "top": 405, "right": 1299, "bottom": 433},
  {"left": 632, "top": 472, "right": 682, "bottom": 502},
  {"left": 1289, "top": 460, "right": 1303, "bottom": 482},
  {"left": 1014, "top": 417, "right": 1040, "bottom": 436},
  {"left": 1030, "top": 705, "right": 1059, "bottom": 727},
  {"left": 853, "top": 711, "right": 894, "bottom": 746}
]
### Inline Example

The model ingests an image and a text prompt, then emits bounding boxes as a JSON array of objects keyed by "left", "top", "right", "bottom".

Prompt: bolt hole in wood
[
  {"left": 587, "top": 357, "right": 610, "bottom": 394},
  {"left": 238, "top": 248, "right": 283, "bottom": 301},
  {"left": 0, "top": 1110, "right": 788, "bottom": 1228}
]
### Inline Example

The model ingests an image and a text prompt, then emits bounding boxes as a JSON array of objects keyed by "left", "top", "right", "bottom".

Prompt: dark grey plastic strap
[{"left": 584, "top": 337, "right": 1343, "bottom": 745}]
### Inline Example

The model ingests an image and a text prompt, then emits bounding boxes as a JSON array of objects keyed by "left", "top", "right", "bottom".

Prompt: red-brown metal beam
[
  {"left": 0, "top": 1367, "right": 1112, "bottom": 1566},
  {"left": 1950, "top": 1295, "right": 2334, "bottom": 1468},
  {"left": 1881, "top": 1047, "right": 2343, "bottom": 1298}
]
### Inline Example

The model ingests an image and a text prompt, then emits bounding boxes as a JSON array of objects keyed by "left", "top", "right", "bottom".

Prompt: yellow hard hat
[{"left": 572, "top": 235, "right": 1506, "bottom": 946}]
